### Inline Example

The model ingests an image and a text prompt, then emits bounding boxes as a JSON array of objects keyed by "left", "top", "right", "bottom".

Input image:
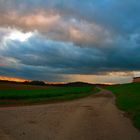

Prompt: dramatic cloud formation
[{"left": 0, "top": 0, "right": 140, "bottom": 83}]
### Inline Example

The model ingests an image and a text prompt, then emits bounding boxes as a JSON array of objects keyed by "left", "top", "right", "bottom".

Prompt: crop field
[
  {"left": 0, "top": 82, "right": 95, "bottom": 105},
  {"left": 107, "top": 83, "right": 140, "bottom": 129}
]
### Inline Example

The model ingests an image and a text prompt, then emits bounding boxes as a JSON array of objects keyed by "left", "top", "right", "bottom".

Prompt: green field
[
  {"left": 0, "top": 85, "right": 96, "bottom": 105},
  {"left": 107, "top": 83, "right": 140, "bottom": 129}
]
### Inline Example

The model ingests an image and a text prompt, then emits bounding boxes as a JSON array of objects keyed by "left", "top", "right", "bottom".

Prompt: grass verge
[{"left": 106, "top": 83, "right": 140, "bottom": 129}]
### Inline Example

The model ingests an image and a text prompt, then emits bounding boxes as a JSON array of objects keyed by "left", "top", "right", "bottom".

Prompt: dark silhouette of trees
[{"left": 24, "top": 80, "right": 46, "bottom": 86}]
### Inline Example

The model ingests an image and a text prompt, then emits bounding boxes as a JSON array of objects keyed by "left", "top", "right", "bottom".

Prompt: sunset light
[
  {"left": 0, "top": 76, "right": 27, "bottom": 82},
  {"left": 0, "top": 1, "right": 140, "bottom": 139},
  {"left": 0, "top": 0, "right": 140, "bottom": 84},
  {"left": 7, "top": 30, "right": 33, "bottom": 42}
]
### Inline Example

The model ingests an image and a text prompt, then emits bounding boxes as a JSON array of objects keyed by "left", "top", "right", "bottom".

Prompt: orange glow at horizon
[
  {"left": 0, "top": 76, "right": 28, "bottom": 82},
  {"left": 0, "top": 63, "right": 7, "bottom": 66},
  {"left": 47, "top": 82, "right": 67, "bottom": 84}
]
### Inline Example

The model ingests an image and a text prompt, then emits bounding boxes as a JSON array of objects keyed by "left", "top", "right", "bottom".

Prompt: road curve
[{"left": 0, "top": 89, "right": 140, "bottom": 140}]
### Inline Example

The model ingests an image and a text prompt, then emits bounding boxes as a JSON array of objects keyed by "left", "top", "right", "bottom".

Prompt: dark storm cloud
[
  {"left": 0, "top": 0, "right": 140, "bottom": 81},
  {"left": 0, "top": 0, "right": 140, "bottom": 32},
  {"left": 0, "top": 31, "right": 140, "bottom": 80},
  {"left": 0, "top": 0, "right": 140, "bottom": 46}
]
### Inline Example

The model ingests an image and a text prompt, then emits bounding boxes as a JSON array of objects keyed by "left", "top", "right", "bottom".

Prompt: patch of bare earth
[{"left": 0, "top": 89, "right": 140, "bottom": 140}]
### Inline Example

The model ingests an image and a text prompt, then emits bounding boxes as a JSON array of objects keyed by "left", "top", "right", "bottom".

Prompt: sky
[{"left": 0, "top": 0, "right": 140, "bottom": 84}]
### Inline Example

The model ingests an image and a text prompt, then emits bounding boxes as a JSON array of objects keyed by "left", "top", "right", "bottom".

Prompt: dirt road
[{"left": 0, "top": 89, "right": 140, "bottom": 140}]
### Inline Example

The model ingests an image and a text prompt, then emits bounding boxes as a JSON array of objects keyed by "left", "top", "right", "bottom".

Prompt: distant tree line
[{"left": 24, "top": 80, "right": 46, "bottom": 86}]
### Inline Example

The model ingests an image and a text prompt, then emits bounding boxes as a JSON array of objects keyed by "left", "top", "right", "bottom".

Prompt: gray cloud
[
  {"left": 0, "top": 0, "right": 140, "bottom": 82},
  {"left": 0, "top": 29, "right": 140, "bottom": 80},
  {"left": 0, "top": 0, "right": 139, "bottom": 49}
]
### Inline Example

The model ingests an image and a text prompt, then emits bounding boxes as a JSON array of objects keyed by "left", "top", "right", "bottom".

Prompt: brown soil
[{"left": 0, "top": 89, "right": 140, "bottom": 140}]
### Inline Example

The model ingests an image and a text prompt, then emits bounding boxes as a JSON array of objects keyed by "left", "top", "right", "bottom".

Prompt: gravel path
[{"left": 0, "top": 89, "right": 140, "bottom": 140}]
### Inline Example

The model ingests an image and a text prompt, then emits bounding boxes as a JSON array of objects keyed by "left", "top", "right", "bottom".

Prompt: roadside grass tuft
[{"left": 106, "top": 83, "right": 140, "bottom": 129}]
